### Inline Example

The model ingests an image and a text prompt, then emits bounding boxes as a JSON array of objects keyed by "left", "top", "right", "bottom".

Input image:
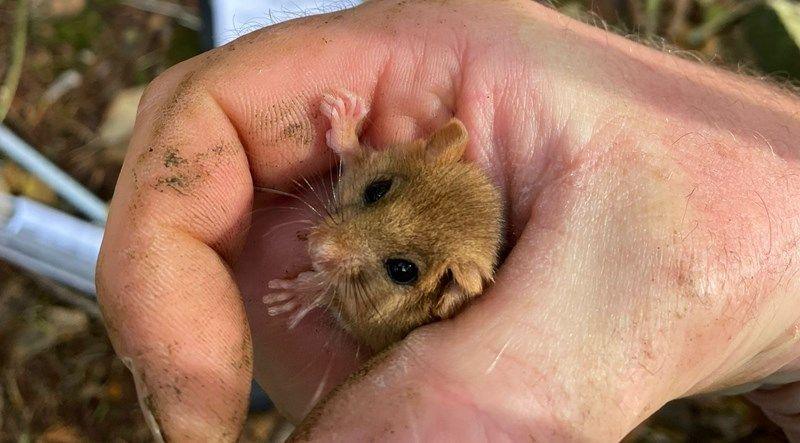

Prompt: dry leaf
[
  {"left": 1, "top": 163, "right": 58, "bottom": 204},
  {"left": 31, "top": 0, "right": 86, "bottom": 19},
  {"left": 97, "top": 86, "right": 146, "bottom": 163},
  {"left": 36, "top": 424, "right": 83, "bottom": 443}
]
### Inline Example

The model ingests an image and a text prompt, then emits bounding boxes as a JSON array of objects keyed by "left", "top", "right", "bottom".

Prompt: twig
[
  {"left": 0, "top": 383, "right": 4, "bottom": 432},
  {"left": 33, "top": 276, "right": 102, "bottom": 320},
  {"left": 0, "top": 126, "right": 109, "bottom": 223},
  {"left": 121, "top": 0, "right": 201, "bottom": 30},
  {"left": 0, "top": 0, "right": 29, "bottom": 123}
]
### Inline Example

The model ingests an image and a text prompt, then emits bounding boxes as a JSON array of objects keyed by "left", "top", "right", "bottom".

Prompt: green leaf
[
  {"left": 738, "top": 3, "right": 800, "bottom": 80},
  {"left": 768, "top": 0, "right": 800, "bottom": 49}
]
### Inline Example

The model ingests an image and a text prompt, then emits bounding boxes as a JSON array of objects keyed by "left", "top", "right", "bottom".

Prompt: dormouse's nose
[
  {"left": 308, "top": 233, "right": 363, "bottom": 273},
  {"left": 310, "top": 237, "right": 343, "bottom": 268}
]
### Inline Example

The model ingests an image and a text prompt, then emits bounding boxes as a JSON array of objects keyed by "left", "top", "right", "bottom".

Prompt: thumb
[{"left": 287, "top": 224, "right": 667, "bottom": 441}]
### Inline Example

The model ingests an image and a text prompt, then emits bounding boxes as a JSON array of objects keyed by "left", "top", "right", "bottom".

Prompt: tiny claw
[
  {"left": 268, "top": 279, "right": 293, "bottom": 290},
  {"left": 262, "top": 292, "right": 293, "bottom": 304},
  {"left": 341, "top": 90, "right": 360, "bottom": 113},
  {"left": 263, "top": 271, "right": 327, "bottom": 326},
  {"left": 319, "top": 101, "right": 334, "bottom": 119},
  {"left": 268, "top": 301, "right": 298, "bottom": 316},
  {"left": 333, "top": 96, "right": 346, "bottom": 111},
  {"left": 340, "top": 89, "right": 354, "bottom": 105},
  {"left": 337, "top": 88, "right": 368, "bottom": 118},
  {"left": 325, "top": 130, "right": 336, "bottom": 151}
]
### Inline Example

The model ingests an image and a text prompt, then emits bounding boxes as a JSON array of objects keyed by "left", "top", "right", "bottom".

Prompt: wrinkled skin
[{"left": 95, "top": 0, "right": 800, "bottom": 441}]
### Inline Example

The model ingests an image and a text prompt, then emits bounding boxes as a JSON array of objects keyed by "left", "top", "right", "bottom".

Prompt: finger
[
  {"left": 292, "top": 218, "right": 675, "bottom": 441},
  {"left": 97, "top": 55, "right": 254, "bottom": 440},
  {"left": 98, "top": 1, "right": 471, "bottom": 437}
]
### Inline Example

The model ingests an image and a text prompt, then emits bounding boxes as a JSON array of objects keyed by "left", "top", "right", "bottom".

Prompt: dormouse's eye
[
  {"left": 363, "top": 179, "right": 393, "bottom": 205},
  {"left": 384, "top": 258, "right": 419, "bottom": 285}
]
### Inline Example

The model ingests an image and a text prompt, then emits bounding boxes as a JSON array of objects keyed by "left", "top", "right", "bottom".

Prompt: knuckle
[
  {"left": 136, "top": 58, "right": 206, "bottom": 122},
  {"left": 138, "top": 67, "right": 186, "bottom": 118}
]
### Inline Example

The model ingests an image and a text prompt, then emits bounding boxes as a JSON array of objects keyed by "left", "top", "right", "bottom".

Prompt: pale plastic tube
[
  {"left": 0, "top": 124, "right": 108, "bottom": 223},
  {"left": 208, "top": 0, "right": 360, "bottom": 46},
  {"left": 0, "top": 195, "right": 104, "bottom": 294}
]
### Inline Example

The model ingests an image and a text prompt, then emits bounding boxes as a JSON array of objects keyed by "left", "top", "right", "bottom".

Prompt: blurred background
[{"left": 0, "top": 0, "right": 798, "bottom": 441}]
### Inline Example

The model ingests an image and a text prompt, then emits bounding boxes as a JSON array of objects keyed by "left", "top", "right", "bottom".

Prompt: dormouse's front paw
[
  {"left": 263, "top": 271, "right": 327, "bottom": 327},
  {"left": 320, "top": 89, "right": 369, "bottom": 157}
]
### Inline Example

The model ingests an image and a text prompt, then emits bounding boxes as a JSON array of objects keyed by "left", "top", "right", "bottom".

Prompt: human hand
[{"left": 96, "top": 0, "right": 800, "bottom": 440}]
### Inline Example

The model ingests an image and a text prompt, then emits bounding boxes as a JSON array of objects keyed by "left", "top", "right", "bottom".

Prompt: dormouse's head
[{"left": 308, "top": 118, "right": 504, "bottom": 351}]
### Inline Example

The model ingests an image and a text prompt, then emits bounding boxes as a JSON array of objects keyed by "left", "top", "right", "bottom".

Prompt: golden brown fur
[{"left": 308, "top": 119, "right": 504, "bottom": 351}]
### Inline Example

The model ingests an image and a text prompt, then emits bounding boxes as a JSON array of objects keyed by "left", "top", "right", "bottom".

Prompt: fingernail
[{"left": 121, "top": 356, "right": 166, "bottom": 443}]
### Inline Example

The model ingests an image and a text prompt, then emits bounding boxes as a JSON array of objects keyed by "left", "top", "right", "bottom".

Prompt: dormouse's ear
[
  {"left": 425, "top": 118, "right": 469, "bottom": 164},
  {"left": 433, "top": 260, "right": 491, "bottom": 320}
]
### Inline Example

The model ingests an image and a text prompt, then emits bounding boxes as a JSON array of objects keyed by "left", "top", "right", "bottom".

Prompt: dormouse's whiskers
[
  {"left": 292, "top": 176, "right": 333, "bottom": 219},
  {"left": 254, "top": 186, "right": 325, "bottom": 220},
  {"left": 260, "top": 219, "right": 314, "bottom": 239}
]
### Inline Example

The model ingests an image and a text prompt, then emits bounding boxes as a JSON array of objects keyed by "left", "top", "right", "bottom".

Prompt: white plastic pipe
[
  {"left": 209, "top": 0, "right": 360, "bottom": 46},
  {"left": 0, "top": 124, "right": 108, "bottom": 223},
  {"left": 0, "top": 195, "right": 103, "bottom": 294}
]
